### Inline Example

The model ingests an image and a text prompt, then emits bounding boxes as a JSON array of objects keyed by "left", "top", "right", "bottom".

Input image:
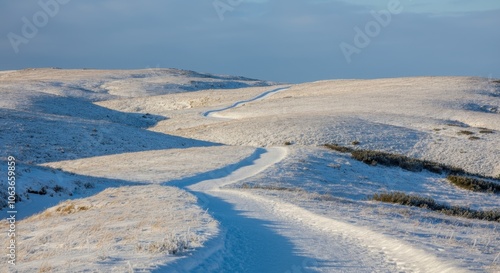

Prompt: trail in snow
[
  {"left": 202, "top": 86, "right": 290, "bottom": 118},
  {"left": 159, "top": 87, "right": 467, "bottom": 272},
  {"left": 163, "top": 148, "right": 392, "bottom": 273},
  {"left": 217, "top": 188, "right": 468, "bottom": 273},
  {"left": 162, "top": 147, "right": 466, "bottom": 273},
  {"left": 188, "top": 147, "right": 288, "bottom": 192}
]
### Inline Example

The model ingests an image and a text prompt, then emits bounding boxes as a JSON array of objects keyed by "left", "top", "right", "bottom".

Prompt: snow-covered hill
[{"left": 0, "top": 69, "right": 498, "bottom": 272}]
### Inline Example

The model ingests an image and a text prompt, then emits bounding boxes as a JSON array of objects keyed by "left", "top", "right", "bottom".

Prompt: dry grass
[
  {"left": 135, "top": 231, "right": 200, "bottom": 255},
  {"left": 55, "top": 202, "right": 92, "bottom": 214},
  {"left": 9, "top": 185, "right": 216, "bottom": 272},
  {"left": 38, "top": 262, "right": 53, "bottom": 273}
]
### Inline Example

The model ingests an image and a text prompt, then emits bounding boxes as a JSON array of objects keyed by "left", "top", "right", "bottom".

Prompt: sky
[{"left": 1, "top": 0, "right": 499, "bottom": 83}]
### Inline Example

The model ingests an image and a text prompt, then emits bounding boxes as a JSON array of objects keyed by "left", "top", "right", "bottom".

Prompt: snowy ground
[
  {"left": 1, "top": 185, "right": 217, "bottom": 272},
  {"left": 226, "top": 146, "right": 499, "bottom": 271},
  {"left": 0, "top": 69, "right": 499, "bottom": 272}
]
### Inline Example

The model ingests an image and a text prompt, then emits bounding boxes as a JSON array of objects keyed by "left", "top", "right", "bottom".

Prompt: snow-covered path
[
  {"left": 161, "top": 147, "right": 466, "bottom": 272},
  {"left": 202, "top": 86, "right": 290, "bottom": 118},
  {"left": 159, "top": 87, "right": 468, "bottom": 272}
]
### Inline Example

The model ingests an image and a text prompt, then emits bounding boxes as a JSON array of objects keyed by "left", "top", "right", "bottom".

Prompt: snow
[
  {"left": 227, "top": 146, "right": 499, "bottom": 271},
  {"left": 0, "top": 161, "right": 130, "bottom": 220},
  {"left": 164, "top": 77, "right": 500, "bottom": 176},
  {"left": 0, "top": 68, "right": 275, "bottom": 101},
  {"left": 1, "top": 69, "right": 499, "bottom": 272},
  {"left": 42, "top": 146, "right": 256, "bottom": 184},
  {"left": 203, "top": 87, "right": 290, "bottom": 118},
  {"left": 1, "top": 185, "right": 217, "bottom": 272}
]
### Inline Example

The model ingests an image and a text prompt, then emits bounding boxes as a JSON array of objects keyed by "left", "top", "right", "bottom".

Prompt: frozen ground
[
  {"left": 1, "top": 185, "right": 217, "bottom": 272},
  {"left": 163, "top": 77, "right": 500, "bottom": 176},
  {"left": 0, "top": 69, "right": 499, "bottom": 272},
  {"left": 226, "top": 146, "right": 499, "bottom": 271}
]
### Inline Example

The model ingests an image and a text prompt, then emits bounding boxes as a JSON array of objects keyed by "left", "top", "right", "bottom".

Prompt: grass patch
[
  {"left": 350, "top": 149, "right": 451, "bottom": 173},
  {"left": 324, "top": 143, "right": 500, "bottom": 185},
  {"left": 323, "top": 143, "right": 354, "bottom": 153},
  {"left": 83, "top": 182, "right": 95, "bottom": 189},
  {"left": 447, "top": 175, "right": 500, "bottom": 194},
  {"left": 55, "top": 202, "right": 92, "bottom": 215},
  {"left": 136, "top": 236, "right": 187, "bottom": 255},
  {"left": 324, "top": 144, "right": 458, "bottom": 173},
  {"left": 53, "top": 185, "right": 64, "bottom": 193},
  {"left": 372, "top": 192, "right": 500, "bottom": 222},
  {"left": 27, "top": 186, "right": 48, "bottom": 195},
  {"left": 352, "top": 149, "right": 465, "bottom": 174},
  {"left": 458, "top": 130, "right": 475, "bottom": 135}
]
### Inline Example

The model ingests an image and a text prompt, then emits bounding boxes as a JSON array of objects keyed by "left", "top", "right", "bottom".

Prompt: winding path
[
  {"left": 203, "top": 86, "right": 290, "bottom": 118},
  {"left": 157, "top": 87, "right": 467, "bottom": 273}
]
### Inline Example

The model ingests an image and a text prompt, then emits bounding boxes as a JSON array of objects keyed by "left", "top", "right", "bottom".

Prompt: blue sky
[{"left": 1, "top": 0, "right": 499, "bottom": 83}]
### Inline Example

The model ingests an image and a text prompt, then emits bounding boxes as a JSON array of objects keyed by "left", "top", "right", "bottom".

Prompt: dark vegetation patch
[
  {"left": 371, "top": 192, "right": 500, "bottom": 222},
  {"left": 447, "top": 175, "right": 500, "bottom": 194},
  {"left": 468, "top": 136, "right": 480, "bottom": 140},
  {"left": 350, "top": 150, "right": 453, "bottom": 173},
  {"left": 479, "top": 129, "right": 494, "bottom": 134},
  {"left": 457, "top": 130, "right": 475, "bottom": 135},
  {"left": 323, "top": 143, "right": 500, "bottom": 183},
  {"left": 324, "top": 144, "right": 462, "bottom": 174},
  {"left": 324, "top": 143, "right": 354, "bottom": 153},
  {"left": 27, "top": 186, "right": 48, "bottom": 195},
  {"left": 53, "top": 185, "right": 65, "bottom": 193}
]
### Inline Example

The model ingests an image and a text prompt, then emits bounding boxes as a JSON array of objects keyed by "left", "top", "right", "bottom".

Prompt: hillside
[{"left": 0, "top": 69, "right": 499, "bottom": 272}]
